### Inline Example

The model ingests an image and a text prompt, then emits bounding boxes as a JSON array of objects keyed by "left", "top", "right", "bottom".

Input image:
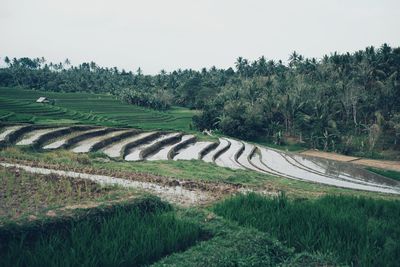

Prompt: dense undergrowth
[
  {"left": 214, "top": 193, "right": 400, "bottom": 266},
  {"left": 0, "top": 197, "right": 204, "bottom": 267}
]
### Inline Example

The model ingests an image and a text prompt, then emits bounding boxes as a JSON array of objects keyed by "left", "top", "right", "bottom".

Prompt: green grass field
[
  {"left": 0, "top": 87, "right": 197, "bottom": 131},
  {"left": 0, "top": 197, "right": 203, "bottom": 267},
  {"left": 214, "top": 193, "right": 400, "bottom": 266}
]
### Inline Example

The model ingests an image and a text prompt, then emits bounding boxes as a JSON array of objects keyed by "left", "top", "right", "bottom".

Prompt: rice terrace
[{"left": 1, "top": 1, "right": 400, "bottom": 266}]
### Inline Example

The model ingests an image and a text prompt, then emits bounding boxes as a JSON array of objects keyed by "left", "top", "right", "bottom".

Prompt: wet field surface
[{"left": 2, "top": 124, "right": 400, "bottom": 194}]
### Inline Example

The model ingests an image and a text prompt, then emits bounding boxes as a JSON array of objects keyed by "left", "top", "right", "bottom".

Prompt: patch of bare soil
[
  {"left": 301, "top": 150, "right": 400, "bottom": 172},
  {"left": 352, "top": 159, "right": 400, "bottom": 172},
  {"left": 301, "top": 150, "right": 360, "bottom": 162}
]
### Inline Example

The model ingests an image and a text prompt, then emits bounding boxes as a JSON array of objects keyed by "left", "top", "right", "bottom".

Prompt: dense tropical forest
[{"left": 1, "top": 43, "right": 399, "bottom": 157}]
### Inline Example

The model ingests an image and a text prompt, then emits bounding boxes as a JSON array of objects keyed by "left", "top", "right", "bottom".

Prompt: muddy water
[
  {"left": 102, "top": 132, "right": 154, "bottom": 158},
  {"left": 250, "top": 152, "right": 283, "bottom": 176},
  {"left": 258, "top": 147, "right": 400, "bottom": 194},
  {"left": 71, "top": 130, "right": 128, "bottom": 153},
  {"left": 16, "top": 127, "right": 67, "bottom": 146},
  {"left": 0, "top": 162, "right": 210, "bottom": 206},
  {"left": 43, "top": 128, "right": 102, "bottom": 149},
  {"left": 125, "top": 133, "right": 180, "bottom": 161},
  {"left": 202, "top": 139, "right": 230, "bottom": 163},
  {"left": 278, "top": 152, "right": 388, "bottom": 188},
  {"left": 237, "top": 143, "right": 268, "bottom": 173},
  {"left": 0, "top": 125, "right": 24, "bottom": 141},
  {"left": 174, "top": 141, "right": 214, "bottom": 160},
  {"left": 147, "top": 135, "right": 194, "bottom": 161},
  {"left": 294, "top": 154, "right": 400, "bottom": 187},
  {"left": 215, "top": 138, "right": 244, "bottom": 170}
]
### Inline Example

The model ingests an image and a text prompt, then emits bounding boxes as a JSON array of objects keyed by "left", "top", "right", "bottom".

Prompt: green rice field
[
  {"left": 0, "top": 197, "right": 203, "bottom": 267},
  {"left": 213, "top": 193, "right": 400, "bottom": 267},
  {"left": 0, "top": 87, "right": 197, "bottom": 131}
]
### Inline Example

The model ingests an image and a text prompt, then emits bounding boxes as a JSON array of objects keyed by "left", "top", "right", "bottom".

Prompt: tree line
[{"left": 1, "top": 43, "right": 399, "bottom": 156}]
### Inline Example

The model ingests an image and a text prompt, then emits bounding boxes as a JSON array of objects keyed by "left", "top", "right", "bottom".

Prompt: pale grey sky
[{"left": 0, "top": 0, "right": 399, "bottom": 74}]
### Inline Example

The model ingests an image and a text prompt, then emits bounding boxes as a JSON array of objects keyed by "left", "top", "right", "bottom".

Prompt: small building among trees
[{"left": 36, "top": 97, "right": 50, "bottom": 103}]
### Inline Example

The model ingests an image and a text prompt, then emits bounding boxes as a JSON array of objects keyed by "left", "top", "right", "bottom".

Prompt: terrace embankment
[
  {"left": 0, "top": 158, "right": 249, "bottom": 206},
  {"left": 1, "top": 123, "right": 400, "bottom": 194}
]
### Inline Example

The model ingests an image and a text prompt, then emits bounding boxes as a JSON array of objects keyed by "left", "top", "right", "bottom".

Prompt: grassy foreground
[
  {"left": 0, "top": 197, "right": 203, "bottom": 267},
  {"left": 214, "top": 193, "right": 400, "bottom": 267},
  {"left": 0, "top": 166, "right": 140, "bottom": 223}
]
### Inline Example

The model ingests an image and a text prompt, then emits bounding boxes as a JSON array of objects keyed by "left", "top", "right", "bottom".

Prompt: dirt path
[
  {"left": 301, "top": 150, "right": 400, "bottom": 172},
  {"left": 0, "top": 161, "right": 212, "bottom": 206}
]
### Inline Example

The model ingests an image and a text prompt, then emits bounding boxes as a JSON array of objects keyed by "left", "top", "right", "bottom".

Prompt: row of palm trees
[{"left": 1, "top": 44, "right": 399, "bottom": 155}]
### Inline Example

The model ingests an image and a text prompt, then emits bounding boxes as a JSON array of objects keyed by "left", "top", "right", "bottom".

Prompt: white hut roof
[{"left": 36, "top": 97, "right": 49, "bottom": 103}]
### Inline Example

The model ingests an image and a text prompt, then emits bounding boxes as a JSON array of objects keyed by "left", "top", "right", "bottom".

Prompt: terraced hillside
[
  {"left": 1, "top": 123, "right": 400, "bottom": 194},
  {"left": 0, "top": 96, "right": 122, "bottom": 126},
  {"left": 0, "top": 87, "right": 196, "bottom": 131}
]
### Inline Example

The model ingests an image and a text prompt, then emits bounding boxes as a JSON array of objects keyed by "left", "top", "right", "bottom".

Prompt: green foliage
[
  {"left": 120, "top": 87, "right": 173, "bottom": 111},
  {"left": 214, "top": 193, "right": 400, "bottom": 266},
  {"left": 0, "top": 204, "right": 203, "bottom": 267},
  {"left": 1, "top": 44, "right": 400, "bottom": 154},
  {"left": 154, "top": 227, "right": 334, "bottom": 267},
  {"left": 153, "top": 209, "right": 337, "bottom": 267},
  {"left": 194, "top": 44, "right": 400, "bottom": 154}
]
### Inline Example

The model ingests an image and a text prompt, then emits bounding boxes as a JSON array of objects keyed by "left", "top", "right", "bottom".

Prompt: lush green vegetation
[
  {"left": 367, "top": 167, "right": 400, "bottom": 182},
  {"left": 154, "top": 209, "right": 335, "bottom": 267},
  {"left": 1, "top": 44, "right": 399, "bottom": 157},
  {"left": 0, "top": 95, "right": 120, "bottom": 126},
  {"left": 194, "top": 45, "right": 400, "bottom": 158},
  {"left": 214, "top": 193, "right": 400, "bottom": 266},
  {"left": 0, "top": 197, "right": 203, "bottom": 267},
  {"left": 0, "top": 87, "right": 196, "bottom": 131}
]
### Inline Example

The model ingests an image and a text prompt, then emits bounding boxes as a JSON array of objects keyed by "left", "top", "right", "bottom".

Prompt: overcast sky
[{"left": 0, "top": 0, "right": 399, "bottom": 74}]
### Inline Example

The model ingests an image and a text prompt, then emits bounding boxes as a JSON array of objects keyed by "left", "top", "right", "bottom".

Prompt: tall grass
[
  {"left": 214, "top": 193, "right": 400, "bottom": 266},
  {"left": 1, "top": 204, "right": 203, "bottom": 267}
]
